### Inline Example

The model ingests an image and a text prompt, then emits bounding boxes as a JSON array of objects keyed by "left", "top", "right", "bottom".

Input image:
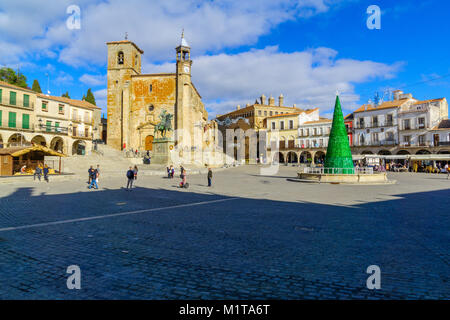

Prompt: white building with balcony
[
  {"left": 397, "top": 97, "right": 448, "bottom": 148},
  {"left": 353, "top": 93, "right": 410, "bottom": 148}
]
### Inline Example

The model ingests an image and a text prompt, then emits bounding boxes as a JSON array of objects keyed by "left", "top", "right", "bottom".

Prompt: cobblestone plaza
[{"left": 0, "top": 166, "right": 448, "bottom": 299}]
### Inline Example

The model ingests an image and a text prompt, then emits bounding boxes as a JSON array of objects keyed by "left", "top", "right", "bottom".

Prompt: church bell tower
[{"left": 175, "top": 31, "right": 193, "bottom": 147}]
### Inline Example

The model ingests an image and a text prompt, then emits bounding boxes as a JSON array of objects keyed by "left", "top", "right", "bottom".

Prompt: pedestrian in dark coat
[
  {"left": 207, "top": 168, "right": 212, "bottom": 187},
  {"left": 126, "top": 167, "right": 134, "bottom": 190},
  {"left": 43, "top": 165, "right": 49, "bottom": 183}
]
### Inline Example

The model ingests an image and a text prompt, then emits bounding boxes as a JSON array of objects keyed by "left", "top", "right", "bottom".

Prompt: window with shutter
[
  {"left": 22, "top": 114, "right": 30, "bottom": 129},
  {"left": 8, "top": 112, "right": 16, "bottom": 128},
  {"left": 10, "top": 91, "right": 16, "bottom": 105},
  {"left": 23, "top": 94, "right": 29, "bottom": 107}
]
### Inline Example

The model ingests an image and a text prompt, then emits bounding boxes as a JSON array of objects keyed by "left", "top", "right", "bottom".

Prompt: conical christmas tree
[{"left": 324, "top": 95, "right": 354, "bottom": 174}]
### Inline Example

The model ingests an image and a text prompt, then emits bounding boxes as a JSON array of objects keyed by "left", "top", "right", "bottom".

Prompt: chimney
[
  {"left": 393, "top": 90, "right": 403, "bottom": 101},
  {"left": 279, "top": 94, "right": 284, "bottom": 107},
  {"left": 268, "top": 95, "right": 275, "bottom": 106},
  {"left": 260, "top": 94, "right": 266, "bottom": 105},
  {"left": 236, "top": 105, "right": 240, "bottom": 110}
]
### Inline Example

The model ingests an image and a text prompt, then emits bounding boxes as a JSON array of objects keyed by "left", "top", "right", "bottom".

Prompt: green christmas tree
[
  {"left": 324, "top": 95, "right": 354, "bottom": 174},
  {"left": 84, "top": 88, "right": 96, "bottom": 105},
  {"left": 31, "top": 79, "right": 42, "bottom": 93}
]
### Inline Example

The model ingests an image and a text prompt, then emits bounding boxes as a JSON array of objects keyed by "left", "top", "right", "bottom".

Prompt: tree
[
  {"left": 62, "top": 91, "right": 70, "bottom": 98},
  {"left": 84, "top": 88, "right": 96, "bottom": 105},
  {"left": 0, "top": 67, "right": 28, "bottom": 88},
  {"left": 31, "top": 79, "right": 42, "bottom": 93}
]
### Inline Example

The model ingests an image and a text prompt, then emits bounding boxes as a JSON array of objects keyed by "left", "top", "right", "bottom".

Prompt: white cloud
[
  {"left": 0, "top": 0, "right": 347, "bottom": 66},
  {"left": 93, "top": 88, "right": 107, "bottom": 111},
  {"left": 79, "top": 74, "right": 106, "bottom": 87},
  {"left": 146, "top": 46, "right": 401, "bottom": 118}
]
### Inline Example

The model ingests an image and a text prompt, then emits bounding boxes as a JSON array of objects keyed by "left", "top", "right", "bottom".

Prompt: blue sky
[{"left": 1, "top": 0, "right": 449, "bottom": 118}]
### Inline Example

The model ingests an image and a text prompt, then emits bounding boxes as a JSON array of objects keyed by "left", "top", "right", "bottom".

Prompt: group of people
[
  {"left": 86, "top": 163, "right": 213, "bottom": 191},
  {"left": 33, "top": 163, "right": 50, "bottom": 182}
]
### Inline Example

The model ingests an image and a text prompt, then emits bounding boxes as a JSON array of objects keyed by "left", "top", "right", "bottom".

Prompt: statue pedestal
[{"left": 151, "top": 138, "right": 174, "bottom": 165}]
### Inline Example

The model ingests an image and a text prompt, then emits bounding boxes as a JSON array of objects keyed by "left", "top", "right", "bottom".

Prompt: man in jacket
[{"left": 126, "top": 167, "right": 135, "bottom": 190}]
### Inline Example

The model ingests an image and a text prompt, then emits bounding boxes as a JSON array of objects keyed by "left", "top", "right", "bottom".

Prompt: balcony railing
[
  {"left": 354, "top": 140, "right": 396, "bottom": 147},
  {"left": 37, "top": 124, "right": 69, "bottom": 134},
  {"left": 355, "top": 122, "right": 395, "bottom": 129},
  {"left": 400, "top": 125, "right": 426, "bottom": 131},
  {"left": 72, "top": 117, "right": 92, "bottom": 123}
]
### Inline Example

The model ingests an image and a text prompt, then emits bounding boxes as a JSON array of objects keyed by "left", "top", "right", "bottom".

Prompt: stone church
[{"left": 106, "top": 33, "right": 209, "bottom": 153}]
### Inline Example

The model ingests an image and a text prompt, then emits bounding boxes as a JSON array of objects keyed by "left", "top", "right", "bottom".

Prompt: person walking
[
  {"left": 207, "top": 167, "right": 212, "bottom": 187},
  {"left": 126, "top": 167, "right": 134, "bottom": 190},
  {"left": 34, "top": 164, "right": 42, "bottom": 181},
  {"left": 179, "top": 168, "right": 187, "bottom": 187},
  {"left": 43, "top": 165, "right": 49, "bottom": 183},
  {"left": 88, "top": 166, "right": 94, "bottom": 184},
  {"left": 88, "top": 167, "right": 98, "bottom": 189},
  {"left": 133, "top": 165, "right": 138, "bottom": 182}
]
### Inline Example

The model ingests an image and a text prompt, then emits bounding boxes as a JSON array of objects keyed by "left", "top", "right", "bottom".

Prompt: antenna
[
  {"left": 45, "top": 73, "right": 50, "bottom": 95},
  {"left": 125, "top": 32, "right": 128, "bottom": 40}
]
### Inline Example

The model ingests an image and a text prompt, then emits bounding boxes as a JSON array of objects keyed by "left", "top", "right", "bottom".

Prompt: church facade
[{"left": 106, "top": 34, "right": 208, "bottom": 153}]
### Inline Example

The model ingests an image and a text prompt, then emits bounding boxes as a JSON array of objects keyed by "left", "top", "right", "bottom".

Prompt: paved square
[{"left": 0, "top": 166, "right": 448, "bottom": 299}]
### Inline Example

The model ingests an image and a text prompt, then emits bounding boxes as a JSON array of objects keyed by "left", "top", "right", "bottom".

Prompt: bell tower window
[{"left": 118, "top": 51, "right": 124, "bottom": 65}]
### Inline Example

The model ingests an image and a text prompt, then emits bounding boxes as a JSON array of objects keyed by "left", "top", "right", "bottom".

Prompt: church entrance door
[{"left": 145, "top": 135, "right": 154, "bottom": 151}]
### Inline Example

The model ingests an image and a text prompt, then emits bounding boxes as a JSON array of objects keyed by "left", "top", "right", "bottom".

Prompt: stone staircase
[{"left": 61, "top": 144, "right": 138, "bottom": 175}]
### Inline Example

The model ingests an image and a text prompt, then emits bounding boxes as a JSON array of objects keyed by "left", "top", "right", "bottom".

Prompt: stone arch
[
  {"left": 7, "top": 133, "right": 27, "bottom": 147},
  {"left": 438, "top": 150, "right": 450, "bottom": 154},
  {"left": 362, "top": 150, "right": 374, "bottom": 155},
  {"left": 314, "top": 151, "right": 326, "bottom": 164},
  {"left": 300, "top": 151, "right": 312, "bottom": 164},
  {"left": 72, "top": 140, "right": 86, "bottom": 155},
  {"left": 378, "top": 149, "right": 391, "bottom": 155},
  {"left": 416, "top": 149, "right": 431, "bottom": 155},
  {"left": 117, "top": 51, "right": 124, "bottom": 65},
  {"left": 397, "top": 150, "right": 410, "bottom": 155},
  {"left": 50, "top": 136, "right": 64, "bottom": 153},
  {"left": 31, "top": 135, "right": 47, "bottom": 147},
  {"left": 286, "top": 151, "right": 298, "bottom": 163}
]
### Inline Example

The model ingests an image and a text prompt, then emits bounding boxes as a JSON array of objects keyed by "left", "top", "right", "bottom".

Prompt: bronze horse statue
[{"left": 155, "top": 110, "right": 173, "bottom": 138}]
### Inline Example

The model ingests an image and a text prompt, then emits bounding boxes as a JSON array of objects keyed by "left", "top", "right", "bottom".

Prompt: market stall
[{"left": 0, "top": 144, "right": 66, "bottom": 176}]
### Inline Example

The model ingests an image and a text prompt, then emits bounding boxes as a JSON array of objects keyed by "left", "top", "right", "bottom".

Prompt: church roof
[{"left": 106, "top": 40, "right": 144, "bottom": 54}]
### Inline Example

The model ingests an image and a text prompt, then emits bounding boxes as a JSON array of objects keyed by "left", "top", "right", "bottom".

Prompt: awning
[
  {"left": 409, "top": 154, "right": 450, "bottom": 161},
  {"left": 2, "top": 144, "right": 67, "bottom": 157},
  {"left": 352, "top": 154, "right": 450, "bottom": 161}
]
